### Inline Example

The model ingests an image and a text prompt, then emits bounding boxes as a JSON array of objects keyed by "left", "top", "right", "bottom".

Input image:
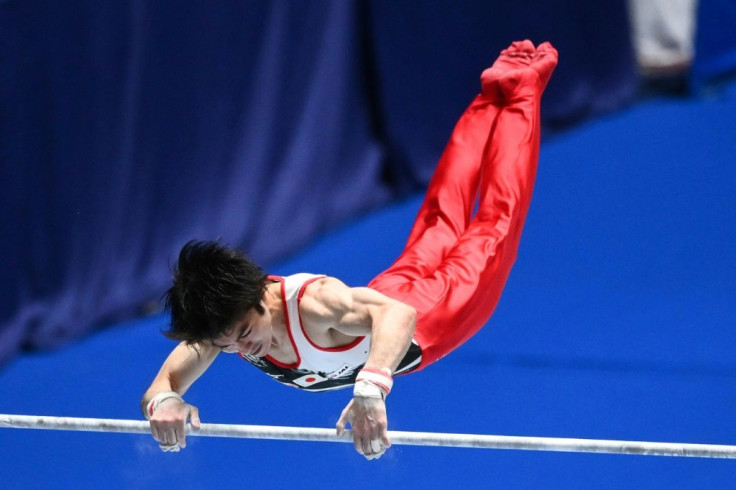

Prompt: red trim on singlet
[
  {"left": 264, "top": 275, "right": 301, "bottom": 369},
  {"left": 296, "top": 276, "right": 366, "bottom": 352}
]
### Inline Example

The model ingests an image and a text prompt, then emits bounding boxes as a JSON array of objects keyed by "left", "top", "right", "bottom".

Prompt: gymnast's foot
[
  {"left": 530, "top": 42, "right": 558, "bottom": 90},
  {"left": 481, "top": 40, "right": 558, "bottom": 101}
]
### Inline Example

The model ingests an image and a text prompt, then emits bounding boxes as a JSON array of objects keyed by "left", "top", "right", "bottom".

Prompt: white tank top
[
  {"left": 282, "top": 273, "right": 372, "bottom": 375},
  {"left": 239, "top": 273, "right": 422, "bottom": 392}
]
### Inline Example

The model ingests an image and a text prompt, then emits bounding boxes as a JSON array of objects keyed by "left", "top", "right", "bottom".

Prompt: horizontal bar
[{"left": 1, "top": 414, "right": 735, "bottom": 459}]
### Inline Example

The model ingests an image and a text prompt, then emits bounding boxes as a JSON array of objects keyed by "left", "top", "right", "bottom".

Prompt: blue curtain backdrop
[
  {"left": 691, "top": 0, "right": 736, "bottom": 90},
  {"left": 1, "top": 0, "right": 389, "bottom": 361},
  {"left": 365, "top": 0, "right": 638, "bottom": 187},
  {"left": 1, "top": 0, "right": 732, "bottom": 364}
]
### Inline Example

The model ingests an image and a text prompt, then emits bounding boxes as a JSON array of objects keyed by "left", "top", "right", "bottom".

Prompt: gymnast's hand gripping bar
[{"left": 1, "top": 413, "right": 735, "bottom": 459}]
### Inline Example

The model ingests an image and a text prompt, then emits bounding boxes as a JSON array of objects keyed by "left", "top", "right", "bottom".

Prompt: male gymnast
[{"left": 142, "top": 40, "right": 558, "bottom": 460}]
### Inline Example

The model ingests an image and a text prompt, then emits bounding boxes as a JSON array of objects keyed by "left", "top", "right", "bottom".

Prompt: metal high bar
[{"left": 1, "top": 414, "right": 734, "bottom": 459}]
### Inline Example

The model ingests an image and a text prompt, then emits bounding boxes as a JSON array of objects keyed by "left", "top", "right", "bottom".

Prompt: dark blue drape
[
  {"left": 692, "top": 0, "right": 736, "bottom": 91},
  {"left": 364, "top": 0, "right": 639, "bottom": 187},
  {"left": 1, "top": 1, "right": 389, "bottom": 361},
  {"left": 0, "top": 0, "right": 679, "bottom": 364}
]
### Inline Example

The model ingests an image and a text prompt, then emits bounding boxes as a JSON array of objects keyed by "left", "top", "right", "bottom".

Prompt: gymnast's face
[{"left": 211, "top": 304, "right": 273, "bottom": 357}]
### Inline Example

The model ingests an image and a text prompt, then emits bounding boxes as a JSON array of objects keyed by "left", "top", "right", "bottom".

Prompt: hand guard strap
[
  {"left": 354, "top": 367, "right": 393, "bottom": 400},
  {"left": 145, "top": 391, "right": 184, "bottom": 420}
]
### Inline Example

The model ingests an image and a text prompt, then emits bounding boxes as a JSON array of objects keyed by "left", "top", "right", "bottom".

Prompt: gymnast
[{"left": 142, "top": 40, "right": 558, "bottom": 460}]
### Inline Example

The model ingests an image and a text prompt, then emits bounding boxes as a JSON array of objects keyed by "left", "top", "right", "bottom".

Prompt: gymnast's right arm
[{"left": 141, "top": 342, "right": 219, "bottom": 451}]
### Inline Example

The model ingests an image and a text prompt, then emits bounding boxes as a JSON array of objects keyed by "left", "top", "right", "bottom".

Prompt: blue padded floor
[{"left": 1, "top": 80, "right": 735, "bottom": 489}]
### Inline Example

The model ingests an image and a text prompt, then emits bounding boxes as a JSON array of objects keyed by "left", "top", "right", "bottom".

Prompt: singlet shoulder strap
[{"left": 280, "top": 273, "right": 326, "bottom": 369}]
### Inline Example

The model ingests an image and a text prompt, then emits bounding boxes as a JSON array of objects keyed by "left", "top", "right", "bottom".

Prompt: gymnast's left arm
[{"left": 300, "top": 278, "right": 416, "bottom": 460}]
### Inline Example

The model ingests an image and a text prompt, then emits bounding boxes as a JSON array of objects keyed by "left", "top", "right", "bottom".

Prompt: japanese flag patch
[{"left": 291, "top": 373, "right": 328, "bottom": 388}]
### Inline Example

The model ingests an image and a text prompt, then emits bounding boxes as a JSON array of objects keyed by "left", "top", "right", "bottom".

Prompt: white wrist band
[
  {"left": 146, "top": 391, "right": 184, "bottom": 419},
  {"left": 354, "top": 367, "right": 393, "bottom": 399},
  {"left": 353, "top": 380, "right": 385, "bottom": 399}
]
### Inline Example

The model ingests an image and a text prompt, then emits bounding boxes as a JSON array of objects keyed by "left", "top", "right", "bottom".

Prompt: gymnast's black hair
[{"left": 163, "top": 240, "right": 268, "bottom": 345}]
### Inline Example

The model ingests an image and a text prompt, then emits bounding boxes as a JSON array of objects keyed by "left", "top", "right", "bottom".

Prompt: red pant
[{"left": 368, "top": 71, "right": 544, "bottom": 370}]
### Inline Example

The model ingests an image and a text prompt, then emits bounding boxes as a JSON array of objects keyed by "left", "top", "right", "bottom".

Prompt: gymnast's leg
[
  {"left": 410, "top": 42, "right": 559, "bottom": 367},
  {"left": 369, "top": 41, "right": 538, "bottom": 298}
]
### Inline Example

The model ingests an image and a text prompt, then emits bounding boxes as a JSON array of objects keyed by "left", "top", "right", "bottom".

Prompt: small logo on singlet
[{"left": 326, "top": 363, "right": 356, "bottom": 380}]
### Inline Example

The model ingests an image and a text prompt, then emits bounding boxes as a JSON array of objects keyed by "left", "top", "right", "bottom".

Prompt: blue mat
[{"left": 1, "top": 80, "right": 735, "bottom": 488}]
